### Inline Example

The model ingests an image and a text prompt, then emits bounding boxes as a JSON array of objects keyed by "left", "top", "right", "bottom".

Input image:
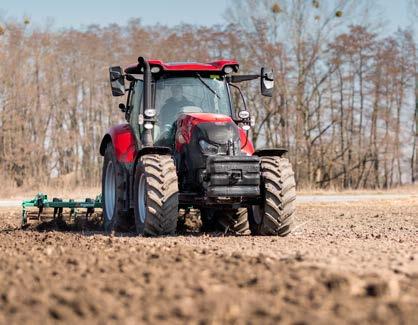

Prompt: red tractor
[{"left": 100, "top": 57, "right": 296, "bottom": 236}]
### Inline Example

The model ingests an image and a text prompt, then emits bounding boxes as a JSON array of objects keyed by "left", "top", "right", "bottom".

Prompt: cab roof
[{"left": 124, "top": 59, "right": 239, "bottom": 75}]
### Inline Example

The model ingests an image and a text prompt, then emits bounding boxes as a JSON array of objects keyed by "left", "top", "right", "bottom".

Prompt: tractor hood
[
  {"left": 173, "top": 112, "right": 256, "bottom": 193},
  {"left": 175, "top": 113, "right": 240, "bottom": 152},
  {"left": 178, "top": 113, "right": 233, "bottom": 126}
]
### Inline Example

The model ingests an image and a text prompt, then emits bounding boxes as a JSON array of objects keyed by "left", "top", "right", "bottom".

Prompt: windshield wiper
[{"left": 196, "top": 73, "right": 220, "bottom": 99}]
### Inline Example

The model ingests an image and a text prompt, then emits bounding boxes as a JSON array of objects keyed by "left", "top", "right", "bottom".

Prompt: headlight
[
  {"left": 144, "top": 109, "right": 156, "bottom": 117},
  {"left": 199, "top": 139, "right": 219, "bottom": 155},
  {"left": 223, "top": 66, "right": 234, "bottom": 74},
  {"left": 238, "top": 110, "right": 250, "bottom": 119},
  {"left": 150, "top": 66, "right": 161, "bottom": 73}
]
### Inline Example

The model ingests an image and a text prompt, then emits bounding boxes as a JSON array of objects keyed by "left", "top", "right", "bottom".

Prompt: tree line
[{"left": 0, "top": 0, "right": 416, "bottom": 189}]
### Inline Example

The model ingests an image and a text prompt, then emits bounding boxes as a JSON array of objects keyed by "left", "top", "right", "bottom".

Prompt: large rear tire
[
  {"left": 217, "top": 208, "right": 251, "bottom": 235},
  {"left": 133, "top": 154, "right": 179, "bottom": 236},
  {"left": 249, "top": 156, "right": 296, "bottom": 236},
  {"left": 201, "top": 208, "right": 250, "bottom": 235},
  {"left": 102, "top": 143, "right": 130, "bottom": 232}
]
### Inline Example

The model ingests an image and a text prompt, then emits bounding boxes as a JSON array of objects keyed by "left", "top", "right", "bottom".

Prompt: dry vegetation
[
  {"left": 297, "top": 182, "right": 418, "bottom": 195},
  {"left": 0, "top": 0, "right": 416, "bottom": 191}
]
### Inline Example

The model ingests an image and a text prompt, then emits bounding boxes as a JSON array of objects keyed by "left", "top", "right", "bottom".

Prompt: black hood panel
[{"left": 194, "top": 122, "right": 239, "bottom": 145}]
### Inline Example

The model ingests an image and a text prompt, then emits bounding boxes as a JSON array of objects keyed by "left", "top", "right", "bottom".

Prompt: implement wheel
[
  {"left": 102, "top": 143, "right": 130, "bottom": 232},
  {"left": 133, "top": 154, "right": 179, "bottom": 236},
  {"left": 249, "top": 156, "right": 296, "bottom": 236}
]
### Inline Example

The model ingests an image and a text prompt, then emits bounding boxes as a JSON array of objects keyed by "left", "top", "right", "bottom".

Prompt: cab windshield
[
  {"left": 152, "top": 76, "right": 231, "bottom": 145},
  {"left": 155, "top": 76, "right": 231, "bottom": 124}
]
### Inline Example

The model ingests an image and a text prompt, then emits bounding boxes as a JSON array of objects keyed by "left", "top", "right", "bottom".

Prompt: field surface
[{"left": 0, "top": 198, "right": 417, "bottom": 324}]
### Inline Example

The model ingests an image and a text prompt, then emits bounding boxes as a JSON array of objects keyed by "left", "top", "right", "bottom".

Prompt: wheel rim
[
  {"left": 104, "top": 160, "right": 116, "bottom": 220},
  {"left": 138, "top": 173, "right": 147, "bottom": 223}
]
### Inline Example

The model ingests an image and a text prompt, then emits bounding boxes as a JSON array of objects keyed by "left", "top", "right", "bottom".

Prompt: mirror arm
[
  {"left": 125, "top": 74, "right": 135, "bottom": 82},
  {"left": 229, "top": 83, "right": 250, "bottom": 123},
  {"left": 228, "top": 74, "right": 260, "bottom": 83}
]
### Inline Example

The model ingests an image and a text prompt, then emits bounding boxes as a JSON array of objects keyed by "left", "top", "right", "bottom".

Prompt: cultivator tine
[
  {"left": 52, "top": 198, "right": 63, "bottom": 220},
  {"left": 85, "top": 198, "right": 94, "bottom": 220},
  {"left": 36, "top": 194, "right": 44, "bottom": 221},
  {"left": 69, "top": 199, "right": 75, "bottom": 222},
  {"left": 37, "top": 206, "right": 43, "bottom": 221},
  {"left": 22, "top": 209, "right": 27, "bottom": 226}
]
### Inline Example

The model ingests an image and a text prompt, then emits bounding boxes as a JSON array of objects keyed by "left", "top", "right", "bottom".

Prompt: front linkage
[{"left": 21, "top": 193, "right": 102, "bottom": 227}]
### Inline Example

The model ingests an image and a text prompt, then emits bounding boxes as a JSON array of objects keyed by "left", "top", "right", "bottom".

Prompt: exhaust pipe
[{"left": 138, "top": 56, "right": 153, "bottom": 147}]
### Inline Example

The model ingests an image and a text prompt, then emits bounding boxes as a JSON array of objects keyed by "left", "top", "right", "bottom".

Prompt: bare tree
[{"left": 0, "top": 9, "right": 415, "bottom": 189}]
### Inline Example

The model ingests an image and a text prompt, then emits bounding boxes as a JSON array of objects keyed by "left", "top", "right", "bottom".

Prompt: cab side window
[
  {"left": 131, "top": 80, "right": 143, "bottom": 116},
  {"left": 129, "top": 80, "right": 143, "bottom": 142}
]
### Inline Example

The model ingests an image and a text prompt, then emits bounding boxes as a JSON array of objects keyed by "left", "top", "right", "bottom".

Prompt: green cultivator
[{"left": 21, "top": 193, "right": 102, "bottom": 226}]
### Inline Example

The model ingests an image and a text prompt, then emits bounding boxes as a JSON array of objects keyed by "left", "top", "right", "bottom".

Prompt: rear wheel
[
  {"left": 201, "top": 208, "right": 250, "bottom": 235},
  {"left": 218, "top": 208, "right": 251, "bottom": 235},
  {"left": 133, "top": 154, "right": 179, "bottom": 236},
  {"left": 102, "top": 143, "right": 130, "bottom": 232},
  {"left": 249, "top": 156, "right": 296, "bottom": 236}
]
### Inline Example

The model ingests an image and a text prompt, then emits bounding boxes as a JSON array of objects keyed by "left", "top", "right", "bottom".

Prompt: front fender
[
  {"left": 132, "top": 146, "right": 172, "bottom": 172},
  {"left": 239, "top": 128, "right": 255, "bottom": 155},
  {"left": 99, "top": 124, "right": 137, "bottom": 163}
]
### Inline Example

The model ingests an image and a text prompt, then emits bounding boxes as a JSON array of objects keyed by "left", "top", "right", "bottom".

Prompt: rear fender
[
  {"left": 253, "top": 148, "right": 288, "bottom": 157},
  {"left": 99, "top": 124, "right": 137, "bottom": 163}
]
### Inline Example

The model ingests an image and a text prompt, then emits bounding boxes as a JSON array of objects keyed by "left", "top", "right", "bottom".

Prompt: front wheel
[
  {"left": 249, "top": 156, "right": 296, "bottom": 236},
  {"left": 133, "top": 154, "right": 179, "bottom": 236}
]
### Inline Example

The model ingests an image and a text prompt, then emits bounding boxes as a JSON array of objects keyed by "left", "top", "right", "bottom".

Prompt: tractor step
[{"left": 21, "top": 193, "right": 102, "bottom": 226}]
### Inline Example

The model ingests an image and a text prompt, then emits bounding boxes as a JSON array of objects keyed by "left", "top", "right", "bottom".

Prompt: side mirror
[
  {"left": 260, "top": 67, "right": 274, "bottom": 97},
  {"left": 109, "top": 66, "right": 125, "bottom": 96}
]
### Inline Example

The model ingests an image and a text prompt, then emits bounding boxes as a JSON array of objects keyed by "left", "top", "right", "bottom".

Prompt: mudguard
[
  {"left": 132, "top": 146, "right": 172, "bottom": 178},
  {"left": 136, "top": 146, "right": 171, "bottom": 157},
  {"left": 239, "top": 128, "right": 255, "bottom": 155},
  {"left": 254, "top": 148, "right": 288, "bottom": 157},
  {"left": 99, "top": 124, "right": 137, "bottom": 163}
]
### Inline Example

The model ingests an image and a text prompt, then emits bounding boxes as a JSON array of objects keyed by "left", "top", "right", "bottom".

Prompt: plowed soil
[{"left": 0, "top": 199, "right": 417, "bottom": 324}]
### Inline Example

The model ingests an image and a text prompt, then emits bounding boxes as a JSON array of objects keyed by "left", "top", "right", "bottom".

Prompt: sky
[
  {"left": 0, "top": 0, "right": 415, "bottom": 34},
  {"left": 0, "top": 0, "right": 228, "bottom": 28}
]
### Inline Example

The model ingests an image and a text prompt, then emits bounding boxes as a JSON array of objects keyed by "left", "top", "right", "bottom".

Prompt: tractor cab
[
  {"left": 109, "top": 59, "right": 273, "bottom": 148},
  {"left": 102, "top": 57, "right": 295, "bottom": 237}
]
